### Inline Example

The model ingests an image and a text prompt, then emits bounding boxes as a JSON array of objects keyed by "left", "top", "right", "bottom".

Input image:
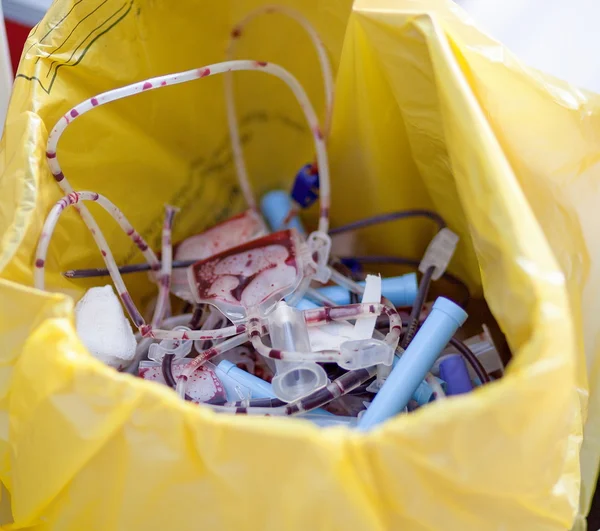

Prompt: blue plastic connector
[{"left": 290, "top": 163, "right": 320, "bottom": 208}]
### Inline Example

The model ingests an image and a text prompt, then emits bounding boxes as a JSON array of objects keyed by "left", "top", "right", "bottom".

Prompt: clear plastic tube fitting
[{"left": 269, "top": 302, "right": 328, "bottom": 402}]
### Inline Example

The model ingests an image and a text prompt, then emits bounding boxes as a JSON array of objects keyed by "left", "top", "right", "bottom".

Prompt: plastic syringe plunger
[{"left": 357, "top": 297, "right": 467, "bottom": 431}]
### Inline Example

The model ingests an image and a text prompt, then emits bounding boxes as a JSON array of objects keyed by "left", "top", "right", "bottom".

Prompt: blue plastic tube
[
  {"left": 357, "top": 297, "right": 468, "bottom": 431},
  {"left": 315, "top": 274, "right": 418, "bottom": 307},
  {"left": 216, "top": 360, "right": 332, "bottom": 416},
  {"left": 217, "top": 360, "right": 275, "bottom": 399}
]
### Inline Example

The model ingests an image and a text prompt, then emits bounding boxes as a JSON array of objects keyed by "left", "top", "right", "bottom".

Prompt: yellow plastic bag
[{"left": 0, "top": 0, "right": 597, "bottom": 528}]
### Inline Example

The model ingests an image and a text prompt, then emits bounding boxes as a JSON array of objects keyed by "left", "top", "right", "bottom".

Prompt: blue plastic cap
[
  {"left": 290, "top": 163, "right": 320, "bottom": 208},
  {"left": 432, "top": 297, "right": 468, "bottom": 327},
  {"left": 261, "top": 190, "right": 306, "bottom": 235},
  {"left": 439, "top": 355, "right": 473, "bottom": 396},
  {"left": 380, "top": 273, "right": 418, "bottom": 307},
  {"left": 315, "top": 273, "right": 418, "bottom": 307}
]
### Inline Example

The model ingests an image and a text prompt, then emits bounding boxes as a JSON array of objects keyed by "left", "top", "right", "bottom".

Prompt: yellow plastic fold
[{"left": 0, "top": 0, "right": 597, "bottom": 528}]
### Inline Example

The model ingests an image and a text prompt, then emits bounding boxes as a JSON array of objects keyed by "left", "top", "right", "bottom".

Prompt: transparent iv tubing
[
  {"left": 225, "top": 5, "right": 334, "bottom": 212},
  {"left": 175, "top": 303, "right": 390, "bottom": 398},
  {"left": 125, "top": 313, "right": 194, "bottom": 374},
  {"left": 152, "top": 205, "right": 178, "bottom": 327},
  {"left": 44, "top": 61, "right": 332, "bottom": 300},
  {"left": 34, "top": 191, "right": 245, "bottom": 341},
  {"left": 205, "top": 365, "right": 377, "bottom": 416},
  {"left": 42, "top": 59, "right": 331, "bottom": 328}
]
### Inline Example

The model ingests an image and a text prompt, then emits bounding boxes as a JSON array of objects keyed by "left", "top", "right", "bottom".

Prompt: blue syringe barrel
[
  {"left": 357, "top": 297, "right": 468, "bottom": 431},
  {"left": 260, "top": 190, "right": 306, "bottom": 235}
]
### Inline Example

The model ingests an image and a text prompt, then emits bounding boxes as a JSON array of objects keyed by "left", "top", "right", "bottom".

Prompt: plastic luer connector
[
  {"left": 339, "top": 338, "right": 394, "bottom": 369},
  {"left": 290, "top": 163, "right": 320, "bottom": 208},
  {"left": 148, "top": 326, "right": 193, "bottom": 362},
  {"left": 188, "top": 229, "right": 304, "bottom": 321},
  {"left": 418, "top": 228, "right": 459, "bottom": 280}
]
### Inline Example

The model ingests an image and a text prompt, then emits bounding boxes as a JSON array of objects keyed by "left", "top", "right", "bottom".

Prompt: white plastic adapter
[{"left": 419, "top": 228, "right": 459, "bottom": 280}]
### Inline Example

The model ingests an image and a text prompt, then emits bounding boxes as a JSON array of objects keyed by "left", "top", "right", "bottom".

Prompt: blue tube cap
[
  {"left": 261, "top": 190, "right": 305, "bottom": 235},
  {"left": 380, "top": 273, "right": 418, "bottom": 307},
  {"left": 432, "top": 297, "right": 468, "bottom": 327},
  {"left": 439, "top": 355, "right": 473, "bottom": 396},
  {"left": 290, "top": 164, "right": 320, "bottom": 208}
]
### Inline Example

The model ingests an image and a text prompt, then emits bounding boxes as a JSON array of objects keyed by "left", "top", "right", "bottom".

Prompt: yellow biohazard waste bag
[{"left": 0, "top": 0, "right": 598, "bottom": 528}]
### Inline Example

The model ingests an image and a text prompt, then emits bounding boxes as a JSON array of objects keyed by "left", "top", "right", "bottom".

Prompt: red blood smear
[
  {"left": 191, "top": 229, "right": 298, "bottom": 304},
  {"left": 138, "top": 368, "right": 149, "bottom": 378}
]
